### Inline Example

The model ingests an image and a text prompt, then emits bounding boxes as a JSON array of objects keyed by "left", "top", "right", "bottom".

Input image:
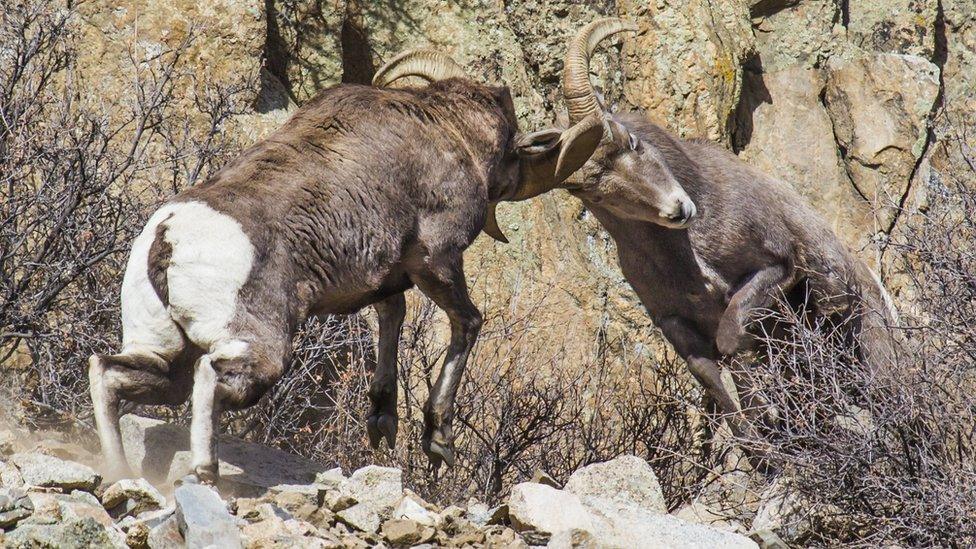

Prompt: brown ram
[
  {"left": 522, "top": 19, "right": 900, "bottom": 462},
  {"left": 88, "top": 51, "right": 604, "bottom": 482}
]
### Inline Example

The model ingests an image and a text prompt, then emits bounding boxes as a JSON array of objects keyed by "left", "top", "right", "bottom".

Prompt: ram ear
[
  {"left": 553, "top": 113, "right": 604, "bottom": 183},
  {"left": 607, "top": 118, "right": 639, "bottom": 151}
]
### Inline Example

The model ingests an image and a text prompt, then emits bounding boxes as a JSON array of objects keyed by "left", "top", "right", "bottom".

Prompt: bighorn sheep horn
[
  {"left": 563, "top": 18, "right": 639, "bottom": 125},
  {"left": 372, "top": 49, "right": 469, "bottom": 87}
]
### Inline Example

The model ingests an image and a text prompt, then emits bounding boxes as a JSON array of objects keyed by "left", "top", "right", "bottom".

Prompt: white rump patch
[
  {"left": 120, "top": 207, "right": 185, "bottom": 359},
  {"left": 120, "top": 200, "right": 255, "bottom": 357},
  {"left": 161, "top": 201, "right": 256, "bottom": 350}
]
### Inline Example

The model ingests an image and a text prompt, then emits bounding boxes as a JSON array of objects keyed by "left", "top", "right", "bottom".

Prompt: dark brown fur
[
  {"left": 91, "top": 78, "right": 534, "bottom": 479},
  {"left": 572, "top": 112, "right": 898, "bottom": 465}
]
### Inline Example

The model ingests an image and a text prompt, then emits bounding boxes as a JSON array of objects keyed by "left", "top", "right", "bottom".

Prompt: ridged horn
[
  {"left": 372, "top": 49, "right": 468, "bottom": 87},
  {"left": 562, "top": 18, "right": 638, "bottom": 124}
]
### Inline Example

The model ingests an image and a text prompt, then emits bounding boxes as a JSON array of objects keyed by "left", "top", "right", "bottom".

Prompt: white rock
[
  {"left": 343, "top": 465, "right": 402, "bottom": 518},
  {"left": 564, "top": 455, "right": 667, "bottom": 514},
  {"left": 314, "top": 467, "right": 346, "bottom": 489},
  {"left": 594, "top": 504, "right": 759, "bottom": 549},
  {"left": 336, "top": 502, "right": 381, "bottom": 534},
  {"left": 508, "top": 482, "right": 602, "bottom": 537},
  {"left": 102, "top": 477, "right": 166, "bottom": 517},
  {"left": 392, "top": 494, "right": 436, "bottom": 527},
  {"left": 11, "top": 453, "right": 101, "bottom": 492},
  {"left": 174, "top": 483, "right": 243, "bottom": 548}
]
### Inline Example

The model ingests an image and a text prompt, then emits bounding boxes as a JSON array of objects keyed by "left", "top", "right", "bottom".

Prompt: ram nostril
[{"left": 681, "top": 200, "right": 696, "bottom": 222}]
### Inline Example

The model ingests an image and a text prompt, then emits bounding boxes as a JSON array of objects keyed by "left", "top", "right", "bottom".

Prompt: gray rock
[
  {"left": 102, "top": 478, "right": 166, "bottom": 518},
  {"left": 10, "top": 453, "right": 101, "bottom": 492},
  {"left": 174, "top": 483, "right": 243, "bottom": 548},
  {"left": 147, "top": 514, "right": 184, "bottom": 549},
  {"left": 0, "top": 487, "right": 33, "bottom": 528},
  {"left": 343, "top": 465, "right": 402, "bottom": 518},
  {"left": 120, "top": 414, "right": 328, "bottom": 495},
  {"left": 4, "top": 516, "right": 127, "bottom": 548},
  {"left": 564, "top": 455, "right": 667, "bottom": 514},
  {"left": 25, "top": 490, "right": 115, "bottom": 529},
  {"left": 508, "top": 483, "right": 599, "bottom": 537},
  {"left": 335, "top": 502, "right": 380, "bottom": 534}
]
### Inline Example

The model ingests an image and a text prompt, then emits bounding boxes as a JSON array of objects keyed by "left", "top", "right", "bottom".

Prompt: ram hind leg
[
  {"left": 367, "top": 293, "right": 406, "bottom": 450},
  {"left": 186, "top": 341, "right": 284, "bottom": 484},
  {"left": 89, "top": 350, "right": 193, "bottom": 481}
]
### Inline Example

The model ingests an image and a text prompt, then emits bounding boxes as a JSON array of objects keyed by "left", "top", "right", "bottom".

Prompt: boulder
[
  {"left": 174, "top": 483, "right": 243, "bottom": 548},
  {"left": 465, "top": 498, "right": 507, "bottom": 526},
  {"left": 10, "top": 453, "right": 101, "bottom": 492},
  {"left": 335, "top": 503, "right": 380, "bottom": 534},
  {"left": 508, "top": 475, "right": 758, "bottom": 548},
  {"left": 4, "top": 516, "right": 127, "bottom": 549},
  {"left": 0, "top": 487, "right": 33, "bottom": 528},
  {"left": 116, "top": 507, "right": 175, "bottom": 549},
  {"left": 564, "top": 455, "right": 667, "bottom": 514},
  {"left": 342, "top": 466, "right": 402, "bottom": 517},
  {"left": 268, "top": 484, "right": 323, "bottom": 521},
  {"left": 392, "top": 494, "right": 436, "bottom": 527},
  {"left": 507, "top": 482, "right": 600, "bottom": 539},
  {"left": 25, "top": 490, "right": 115, "bottom": 529},
  {"left": 102, "top": 478, "right": 166, "bottom": 518},
  {"left": 147, "top": 514, "right": 184, "bottom": 549},
  {"left": 240, "top": 507, "right": 329, "bottom": 548},
  {"left": 593, "top": 505, "right": 759, "bottom": 549},
  {"left": 314, "top": 467, "right": 346, "bottom": 490},
  {"left": 119, "top": 414, "right": 329, "bottom": 495},
  {"left": 381, "top": 518, "right": 436, "bottom": 545}
]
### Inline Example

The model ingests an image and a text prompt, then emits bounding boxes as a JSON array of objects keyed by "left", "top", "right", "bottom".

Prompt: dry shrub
[
  {"left": 217, "top": 285, "right": 709, "bottom": 507},
  {"left": 0, "top": 0, "right": 256, "bottom": 426},
  {"left": 726, "top": 171, "right": 976, "bottom": 547}
]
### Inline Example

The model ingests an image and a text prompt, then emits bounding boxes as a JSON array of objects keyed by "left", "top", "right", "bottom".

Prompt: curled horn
[
  {"left": 372, "top": 49, "right": 468, "bottom": 87},
  {"left": 562, "top": 18, "right": 638, "bottom": 125}
]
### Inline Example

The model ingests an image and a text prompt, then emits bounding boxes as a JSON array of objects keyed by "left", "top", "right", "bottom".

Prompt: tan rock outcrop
[{"left": 825, "top": 53, "right": 941, "bottom": 230}]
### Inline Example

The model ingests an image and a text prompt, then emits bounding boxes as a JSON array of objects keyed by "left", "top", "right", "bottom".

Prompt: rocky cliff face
[{"left": 66, "top": 0, "right": 973, "bottom": 367}]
